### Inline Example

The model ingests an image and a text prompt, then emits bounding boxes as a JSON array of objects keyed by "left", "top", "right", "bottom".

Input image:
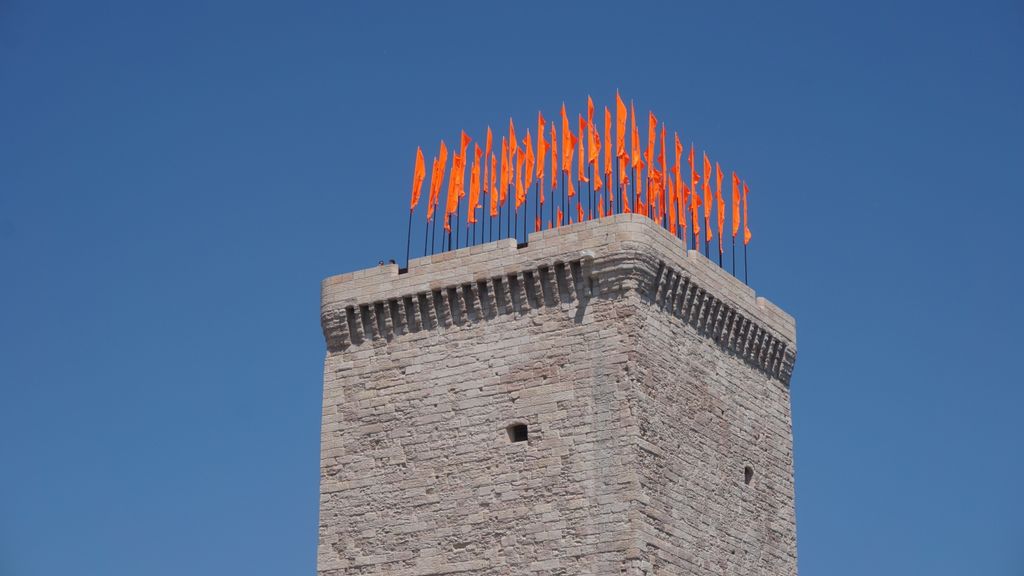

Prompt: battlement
[{"left": 321, "top": 214, "right": 796, "bottom": 385}]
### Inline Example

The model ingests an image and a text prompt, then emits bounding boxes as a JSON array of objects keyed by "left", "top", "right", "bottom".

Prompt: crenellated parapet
[{"left": 321, "top": 213, "right": 795, "bottom": 385}]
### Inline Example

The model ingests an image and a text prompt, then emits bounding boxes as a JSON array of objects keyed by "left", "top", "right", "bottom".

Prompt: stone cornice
[{"left": 321, "top": 215, "right": 796, "bottom": 384}]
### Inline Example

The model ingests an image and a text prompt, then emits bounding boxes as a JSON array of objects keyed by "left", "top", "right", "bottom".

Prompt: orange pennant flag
[
  {"left": 630, "top": 101, "right": 644, "bottom": 170},
  {"left": 658, "top": 124, "right": 667, "bottom": 222},
  {"left": 674, "top": 133, "right": 685, "bottom": 237},
  {"left": 668, "top": 172, "right": 678, "bottom": 234},
  {"left": 702, "top": 152, "right": 713, "bottom": 243},
  {"left": 508, "top": 118, "right": 518, "bottom": 159},
  {"left": 577, "top": 196, "right": 584, "bottom": 223},
  {"left": 743, "top": 181, "right": 751, "bottom": 245},
  {"left": 444, "top": 156, "right": 458, "bottom": 232},
  {"left": 621, "top": 187, "right": 632, "bottom": 213},
  {"left": 587, "top": 96, "right": 595, "bottom": 127},
  {"left": 499, "top": 137, "right": 509, "bottom": 206},
  {"left": 428, "top": 140, "right": 448, "bottom": 222},
  {"left": 567, "top": 173, "right": 576, "bottom": 198},
  {"left": 578, "top": 114, "right": 588, "bottom": 183},
  {"left": 515, "top": 145, "right": 525, "bottom": 210},
  {"left": 597, "top": 193, "right": 606, "bottom": 218},
  {"left": 467, "top": 143, "right": 482, "bottom": 224},
  {"left": 535, "top": 215, "right": 541, "bottom": 232},
  {"left": 594, "top": 168, "right": 603, "bottom": 193},
  {"left": 489, "top": 152, "right": 498, "bottom": 217},
  {"left": 561, "top": 104, "right": 573, "bottom": 173},
  {"left": 458, "top": 131, "right": 471, "bottom": 199},
  {"left": 731, "top": 172, "right": 741, "bottom": 238},
  {"left": 603, "top": 106, "right": 612, "bottom": 176},
  {"left": 716, "top": 162, "right": 724, "bottom": 254},
  {"left": 615, "top": 91, "right": 628, "bottom": 161},
  {"left": 523, "top": 129, "right": 535, "bottom": 191},
  {"left": 483, "top": 127, "right": 493, "bottom": 194},
  {"left": 410, "top": 146, "right": 425, "bottom": 211},
  {"left": 549, "top": 122, "right": 558, "bottom": 189},
  {"left": 536, "top": 112, "right": 547, "bottom": 182},
  {"left": 688, "top": 143, "right": 700, "bottom": 199},
  {"left": 556, "top": 207, "right": 563, "bottom": 228},
  {"left": 687, "top": 181, "right": 701, "bottom": 239},
  {"left": 646, "top": 111, "right": 657, "bottom": 169}
]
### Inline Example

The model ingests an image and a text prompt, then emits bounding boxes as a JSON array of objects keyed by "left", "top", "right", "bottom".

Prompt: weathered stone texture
[{"left": 318, "top": 214, "right": 797, "bottom": 575}]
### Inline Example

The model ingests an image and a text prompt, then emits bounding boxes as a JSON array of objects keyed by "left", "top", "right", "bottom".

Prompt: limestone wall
[{"left": 318, "top": 214, "right": 797, "bottom": 575}]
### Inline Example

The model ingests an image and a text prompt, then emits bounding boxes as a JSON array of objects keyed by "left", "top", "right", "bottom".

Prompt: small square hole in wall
[{"left": 507, "top": 423, "right": 528, "bottom": 443}]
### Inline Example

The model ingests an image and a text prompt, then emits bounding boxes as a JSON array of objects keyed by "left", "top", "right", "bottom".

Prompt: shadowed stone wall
[{"left": 318, "top": 214, "right": 797, "bottom": 575}]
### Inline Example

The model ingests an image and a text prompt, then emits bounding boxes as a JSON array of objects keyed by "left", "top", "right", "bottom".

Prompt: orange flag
[
  {"left": 594, "top": 168, "right": 603, "bottom": 193},
  {"left": 567, "top": 173, "right": 576, "bottom": 198},
  {"left": 658, "top": 124, "right": 667, "bottom": 222},
  {"left": 523, "top": 129, "right": 535, "bottom": 191},
  {"left": 731, "top": 172, "right": 741, "bottom": 238},
  {"left": 467, "top": 143, "right": 482, "bottom": 224},
  {"left": 646, "top": 111, "right": 657, "bottom": 169},
  {"left": 499, "top": 137, "right": 509, "bottom": 206},
  {"left": 674, "top": 133, "right": 685, "bottom": 236},
  {"left": 687, "top": 181, "right": 701, "bottom": 238},
  {"left": 458, "top": 131, "right": 471, "bottom": 199},
  {"left": 589, "top": 113, "right": 601, "bottom": 168},
  {"left": 536, "top": 112, "right": 547, "bottom": 182},
  {"left": 743, "top": 181, "right": 751, "bottom": 245},
  {"left": 715, "top": 162, "right": 724, "bottom": 254},
  {"left": 549, "top": 122, "right": 558, "bottom": 189},
  {"left": 578, "top": 114, "right": 588, "bottom": 183},
  {"left": 615, "top": 91, "right": 628, "bottom": 161},
  {"left": 489, "top": 152, "right": 498, "bottom": 217},
  {"left": 410, "top": 146, "right": 425, "bottom": 211},
  {"left": 445, "top": 132, "right": 470, "bottom": 232},
  {"left": 577, "top": 196, "right": 584, "bottom": 222},
  {"left": 508, "top": 118, "right": 518, "bottom": 160},
  {"left": 630, "top": 101, "right": 644, "bottom": 170},
  {"left": 561, "top": 104, "right": 573, "bottom": 172},
  {"left": 668, "top": 172, "right": 677, "bottom": 234},
  {"left": 556, "top": 207, "right": 563, "bottom": 228},
  {"left": 597, "top": 193, "right": 606, "bottom": 218},
  {"left": 444, "top": 156, "right": 457, "bottom": 232},
  {"left": 515, "top": 145, "right": 525, "bottom": 210},
  {"left": 688, "top": 144, "right": 700, "bottom": 199},
  {"left": 484, "top": 127, "right": 493, "bottom": 194},
  {"left": 428, "top": 140, "right": 448, "bottom": 222},
  {"left": 621, "top": 187, "right": 631, "bottom": 213},
  {"left": 427, "top": 157, "right": 438, "bottom": 221},
  {"left": 604, "top": 106, "right": 612, "bottom": 176},
  {"left": 702, "top": 152, "right": 713, "bottom": 243}
]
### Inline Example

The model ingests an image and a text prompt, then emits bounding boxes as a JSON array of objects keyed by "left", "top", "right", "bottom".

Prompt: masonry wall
[{"left": 318, "top": 214, "right": 797, "bottom": 575}]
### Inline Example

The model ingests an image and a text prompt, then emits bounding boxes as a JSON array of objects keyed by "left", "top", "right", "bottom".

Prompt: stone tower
[{"left": 318, "top": 214, "right": 798, "bottom": 575}]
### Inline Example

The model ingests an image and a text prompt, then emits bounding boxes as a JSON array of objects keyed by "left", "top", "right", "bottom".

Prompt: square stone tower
[{"left": 318, "top": 214, "right": 798, "bottom": 575}]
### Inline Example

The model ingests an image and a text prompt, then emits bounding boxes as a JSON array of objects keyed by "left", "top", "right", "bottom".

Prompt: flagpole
[
  {"left": 405, "top": 209, "right": 413, "bottom": 270},
  {"left": 561, "top": 171, "right": 566, "bottom": 225},
  {"left": 732, "top": 236, "right": 736, "bottom": 276},
  {"left": 455, "top": 200, "right": 461, "bottom": 250},
  {"left": 631, "top": 167, "right": 636, "bottom": 214},
  {"left": 744, "top": 243, "right": 748, "bottom": 285}
]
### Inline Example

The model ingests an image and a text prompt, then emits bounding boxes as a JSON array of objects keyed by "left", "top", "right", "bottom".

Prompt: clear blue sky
[{"left": 2, "top": 1, "right": 1021, "bottom": 574}]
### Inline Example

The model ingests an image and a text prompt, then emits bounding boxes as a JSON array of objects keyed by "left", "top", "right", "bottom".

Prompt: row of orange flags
[{"left": 407, "top": 92, "right": 754, "bottom": 278}]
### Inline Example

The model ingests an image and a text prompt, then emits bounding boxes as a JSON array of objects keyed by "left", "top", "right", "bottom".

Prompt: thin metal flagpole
[
  {"left": 405, "top": 209, "right": 413, "bottom": 269},
  {"left": 561, "top": 171, "right": 567, "bottom": 225},
  {"left": 732, "top": 236, "right": 736, "bottom": 276},
  {"left": 744, "top": 243, "right": 748, "bottom": 285},
  {"left": 508, "top": 184, "right": 513, "bottom": 239},
  {"left": 423, "top": 212, "right": 429, "bottom": 258}
]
